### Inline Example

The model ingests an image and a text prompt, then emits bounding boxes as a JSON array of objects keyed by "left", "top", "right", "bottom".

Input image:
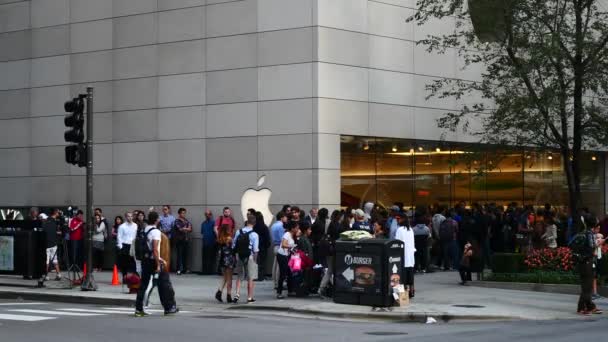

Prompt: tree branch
[
  {"left": 583, "top": 34, "right": 608, "bottom": 67},
  {"left": 504, "top": 22, "right": 565, "bottom": 147}
]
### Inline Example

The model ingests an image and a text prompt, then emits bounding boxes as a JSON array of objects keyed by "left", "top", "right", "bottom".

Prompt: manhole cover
[
  {"left": 452, "top": 305, "right": 485, "bottom": 308},
  {"left": 196, "top": 315, "right": 243, "bottom": 319},
  {"left": 365, "top": 332, "right": 408, "bottom": 336}
]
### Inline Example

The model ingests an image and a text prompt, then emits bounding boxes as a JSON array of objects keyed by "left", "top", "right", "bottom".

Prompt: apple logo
[{"left": 241, "top": 175, "right": 274, "bottom": 226}]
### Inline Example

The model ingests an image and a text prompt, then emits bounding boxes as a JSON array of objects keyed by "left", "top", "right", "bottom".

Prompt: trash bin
[
  {"left": 334, "top": 239, "right": 404, "bottom": 307},
  {"left": 0, "top": 220, "right": 46, "bottom": 279}
]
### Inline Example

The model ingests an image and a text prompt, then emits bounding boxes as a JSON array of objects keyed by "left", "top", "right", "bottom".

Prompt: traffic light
[
  {"left": 64, "top": 96, "right": 87, "bottom": 166},
  {"left": 65, "top": 144, "right": 87, "bottom": 167}
]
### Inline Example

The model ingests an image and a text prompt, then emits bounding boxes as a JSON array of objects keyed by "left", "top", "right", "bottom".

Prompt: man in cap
[
  {"left": 352, "top": 209, "right": 372, "bottom": 234},
  {"left": 41, "top": 211, "right": 62, "bottom": 281},
  {"left": 388, "top": 207, "right": 404, "bottom": 240}
]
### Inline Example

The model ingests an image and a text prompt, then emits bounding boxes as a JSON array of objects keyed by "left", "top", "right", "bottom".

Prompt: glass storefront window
[
  {"left": 414, "top": 143, "right": 452, "bottom": 207},
  {"left": 341, "top": 136, "right": 377, "bottom": 208},
  {"left": 486, "top": 149, "right": 524, "bottom": 205},
  {"left": 340, "top": 135, "right": 605, "bottom": 212},
  {"left": 376, "top": 139, "right": 414, "bottom": 208}
]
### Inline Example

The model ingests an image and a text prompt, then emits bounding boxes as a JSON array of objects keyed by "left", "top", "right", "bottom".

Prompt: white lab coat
[{"left": 396, "top": 226, "right": 416, "bottom": 268}]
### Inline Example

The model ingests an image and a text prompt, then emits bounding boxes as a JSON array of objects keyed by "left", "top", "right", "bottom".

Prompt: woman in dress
[{"left": 215, "top": 224, "right": 236, "bottom": 303}]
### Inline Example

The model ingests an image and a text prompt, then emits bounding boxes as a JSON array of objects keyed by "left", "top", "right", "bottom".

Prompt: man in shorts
[
  {"left": 41, "top": 210, "right": 62, "bottom": 281},
  {"left": 232, "top": 214, "right": 259, "bottom": 304}
]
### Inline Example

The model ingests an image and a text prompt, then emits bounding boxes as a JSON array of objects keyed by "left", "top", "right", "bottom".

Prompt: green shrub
[
  {"left": 486, "top": 271, "right": 579, "bottom": 285},
  {"left": 491, "top": 253, "right": 525, "bottom": 273}
]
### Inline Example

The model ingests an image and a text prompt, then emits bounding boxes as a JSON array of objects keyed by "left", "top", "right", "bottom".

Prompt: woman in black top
[
  {"left": 318, "top": 210, "right": 342, "bottom": 298},
  {"left": 253, "top": 211, "right": 271, "bottom": 281},
  {"left": 311, "top": 208, "right": 329, "bottom": 264}
]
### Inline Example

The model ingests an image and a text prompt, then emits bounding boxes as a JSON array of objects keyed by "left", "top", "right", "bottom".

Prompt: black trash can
[
  {"left": 334, "top": 239, "right": 404, "bottom": 307},
  {"left": 0, "top": 220, "right": 46, "bottom": 279}
]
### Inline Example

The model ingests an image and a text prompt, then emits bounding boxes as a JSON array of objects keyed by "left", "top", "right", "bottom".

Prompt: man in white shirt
[
  {"left": 135, "top": 211, "right": 178, "bottom": 316},
  {"left": 117, "top": 212, "right": 138, "bottom": 277}
]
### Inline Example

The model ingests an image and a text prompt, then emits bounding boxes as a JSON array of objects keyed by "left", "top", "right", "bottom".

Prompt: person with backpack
[
  {"left": 135, "top": 211, "right": 179, "bottom": 316},
  {"left": 413, "top": 213, "right": 432, "bottom": 273},
  {"left": 569, "top": 215, "right": 602, "bottom": 315},
  {"left": 232, "top": 214, "right": 260, "bottom": 303},
  {"left": 439, "top": 212, "right": 459, "bottom": 271}
]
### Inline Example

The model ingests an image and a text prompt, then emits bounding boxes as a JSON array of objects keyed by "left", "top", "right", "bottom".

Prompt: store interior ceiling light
[{"left": 388, "top": 150, "right": 466, "bottom": 156}]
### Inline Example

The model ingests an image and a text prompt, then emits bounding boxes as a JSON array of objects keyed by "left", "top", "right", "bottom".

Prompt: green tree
[{"left": 409, "top": 0, "right": 608, "bottom": 213}]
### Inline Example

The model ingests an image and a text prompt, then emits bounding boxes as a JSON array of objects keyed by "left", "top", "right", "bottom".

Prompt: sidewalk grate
[
  {"left": 195, "top": 315, "right": 244, "bottom": 320},
  {"left": 452, "top": 305, "right": 485, "bottom": 308},
  {"left": 365, "top": 332, "right": 408, "bottom": 336}
]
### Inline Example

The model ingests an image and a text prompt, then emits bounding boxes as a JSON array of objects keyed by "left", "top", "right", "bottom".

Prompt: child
[
  {"left": 593, "top": 224, "right": 605, "bottom": 300},
  {"left": 459, "top": 241, "right": 474, "bottom": 285}
]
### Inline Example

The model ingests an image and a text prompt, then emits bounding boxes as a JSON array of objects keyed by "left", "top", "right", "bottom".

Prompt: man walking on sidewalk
[
  {"left": 232, "top": 214, "right": 259, "bottom": 303},
  {"left": 135, "top": 211, "right": 179, "bottom": 317}
]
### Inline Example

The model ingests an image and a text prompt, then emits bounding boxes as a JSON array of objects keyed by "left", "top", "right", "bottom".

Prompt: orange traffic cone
[{"left": 111, "top": 265, "right": 120, "bottom": 286}]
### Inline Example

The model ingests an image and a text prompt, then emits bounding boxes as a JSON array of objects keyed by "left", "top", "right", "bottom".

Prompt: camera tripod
[{"left": 63, "top": 239, "right": 83, "bottom": 287}]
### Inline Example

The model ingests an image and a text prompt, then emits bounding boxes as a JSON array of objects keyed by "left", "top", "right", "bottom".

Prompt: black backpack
[
  {"left": 235, "top": 229, "right": 253, "bottom": 259},
  {"left": 135, "top": 227, "right": 158, "bottom": 260},
  {"left": 568, "top": 231, "right": 594, "bottom": 263},
  {"left": 439, "top": 218, "right": 457, "bottom": 241}
]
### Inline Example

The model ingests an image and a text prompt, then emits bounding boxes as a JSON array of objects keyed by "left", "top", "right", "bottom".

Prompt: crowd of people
[{"left": 33, "top": 200, "right": 605, "bottom": 315}]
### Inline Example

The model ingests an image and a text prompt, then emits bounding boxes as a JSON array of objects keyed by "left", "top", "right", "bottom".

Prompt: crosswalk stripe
[
  {"left": 7, "top": 309, "right": 102, "bottom": 317},
  {"left": 102, "top": 307, "right": 192, "bottom": 313},
  {"left": 57, "top": 308, "right": 132, "bottom": 314},
  {"left": 0, "top": 303, "right": 47, "bottom": 306},
  {"left": 0, "top": 313, "right": 56, "bottom": 322}
]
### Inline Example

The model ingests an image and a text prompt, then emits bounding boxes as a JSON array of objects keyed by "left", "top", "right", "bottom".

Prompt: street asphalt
[{"left": 0, "top": 299, "right": 606, "bottom": 342}]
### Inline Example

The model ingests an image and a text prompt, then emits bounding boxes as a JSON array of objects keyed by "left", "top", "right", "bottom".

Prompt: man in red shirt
[
  {"left": 214, "top": 207, "right": 236, "bottom": 237},
  {"left": 69, "top": 210, "right": 85, "bottom": 268}
]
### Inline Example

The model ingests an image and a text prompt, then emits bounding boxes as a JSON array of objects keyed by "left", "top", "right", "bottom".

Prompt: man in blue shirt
[
  {"left": 159, "top": 205, "right": 176, "bottom": 238},
  {"left": 270, "top": 212, "right": 288, "bottom": 288},
  {"left": 232, "top": 215, "right": 260, "bottom": 303},
  {"left": 200, "top": 210, "right": 216, "bottom": 275}
]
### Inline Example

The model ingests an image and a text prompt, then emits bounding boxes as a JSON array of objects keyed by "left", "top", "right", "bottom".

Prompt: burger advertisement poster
[{"left": 336, "top": 253, "right": 384, "bottom": 294}]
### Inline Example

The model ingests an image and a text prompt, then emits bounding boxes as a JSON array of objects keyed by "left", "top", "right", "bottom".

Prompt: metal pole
[{"left": 81, "top": 87, "right": 97, "bottom": 291}]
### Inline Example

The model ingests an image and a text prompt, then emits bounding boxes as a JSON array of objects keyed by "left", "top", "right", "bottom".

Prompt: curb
[
  {"left": 470, "top": 281, "right": 608, "bottom": 296},
  {"left": 0, "top": 290, "right": 134, "bottom": 307},
  {"left": 226, "top": 304, "right": 518, "bottom": 323}
]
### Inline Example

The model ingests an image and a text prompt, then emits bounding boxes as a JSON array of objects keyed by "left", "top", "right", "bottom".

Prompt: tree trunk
[{"left": 561, "top": 147, "right": 582, "bottom": 225}]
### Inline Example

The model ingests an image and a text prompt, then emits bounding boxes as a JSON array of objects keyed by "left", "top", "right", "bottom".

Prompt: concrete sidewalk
[{"left": 0, "top": 271, "right": 605, "bottom": 322}]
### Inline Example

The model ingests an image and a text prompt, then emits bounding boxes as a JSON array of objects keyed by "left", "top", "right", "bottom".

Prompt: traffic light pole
[{"left": 81, "top": 87, "right": 97, "bottom": 291}]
